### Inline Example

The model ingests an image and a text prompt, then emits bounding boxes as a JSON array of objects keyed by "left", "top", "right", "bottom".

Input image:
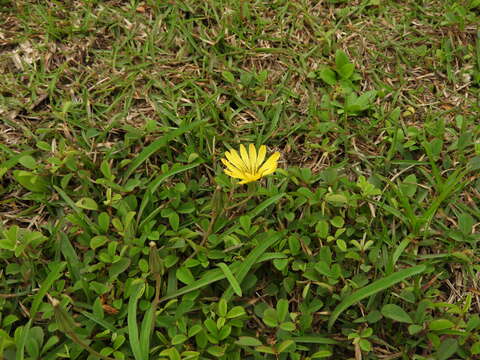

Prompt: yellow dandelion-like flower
[{"left": 221, "top": 144, "right": 280, "bottom": 184}]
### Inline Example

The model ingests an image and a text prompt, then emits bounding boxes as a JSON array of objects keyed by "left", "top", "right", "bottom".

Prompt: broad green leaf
[
  {"left": 0, "top": 150, "right": 34, "bottom": 179},
  {"left": 429, "top": 319, "right": 455, "bottom": 331},
  {"left": 18, "top": 155, "right": 37, "bottom": 169},
  {"left": 171, "top": 334, "right": 187, "bottom": 345},
  {"left": 335, "top": 49, "right": 350, "bottom": 69},
  {"left": 381, "top": 304, "right": 413, "bottom": 323},
  {"left": 221, "top": 71, "right": 235, "bottom": 83},
  {"left": 235, "top": 337, "right": 262, "bottom": 347},
  {"left": 330, "top": 216, "right": 344, "bottom": 228},
  {"left": 337, "top": 63, "right": 354, "bottom": 79},
  {"left": 160, "top": 347, "right": 181, "bottom": 360},
  {"left": 207, "top": 345, "right": 225, "bottom": 357},
  {"left": 263, "top": 308, "right": 278, "bottom": 327},
  {"left": 109, "top": 258, "right": 131, "bottom": 279},
  {"left": 399, "top": 174, "right": 417, "bottom": 197},
  {"left": 13, "top": 170, "right": 49, "bottom": 192},
  {"left": 76, "top": 197, "right": 98, "bottom": 211},
  {"left": 276, "top": 299, "right": 289, "bottom": 322},
  {"left": 176, "top": 267, "right": 195, "bottom": 285},
  {"left": 90, "top": 235, "right": 108, "bottom": 249},
  {"left": 436, "top": 338, "right": 458, "bottom": 360},
  {"left": 226, "top": 306, "right": 245, "bottom": 319},
  {"left": 471, "top": 341, "right": 480, "bottom": 355},
  {"left": 318, "top": 67, "right": 337, "bottom": 86},
  {"left": 279, "top": 322, "right": 296, "bottom": 331},
  {"left": 217, "top": 298, "right": 227, "bottom": 317},
  {"left": 408, "top": 324, "right": 423, "bottom": 335},
  {"left": 458, "top": 213, "right": 474, "bottom": 235},
  {"left": 324, "top": 193, "right": 347, "bottom": 205}
]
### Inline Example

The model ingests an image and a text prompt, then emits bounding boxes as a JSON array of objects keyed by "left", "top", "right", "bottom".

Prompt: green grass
[{"left": 1, "top": 0, "right": 480, "bottom": 359}]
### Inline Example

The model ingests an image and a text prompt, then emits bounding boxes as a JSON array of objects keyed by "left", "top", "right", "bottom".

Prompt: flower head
[{"left": 221, "top": 144, "right": 280, "bottom": 184}]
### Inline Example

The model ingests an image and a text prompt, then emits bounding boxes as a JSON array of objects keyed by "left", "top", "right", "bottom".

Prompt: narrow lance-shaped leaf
[{"left": 328, "top": 265, "right": 426, "bottom": 330}]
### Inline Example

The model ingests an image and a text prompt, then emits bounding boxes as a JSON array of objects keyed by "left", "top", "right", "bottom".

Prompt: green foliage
[{"left": 0, "top": 0, "right": 479, "bottom": 359}]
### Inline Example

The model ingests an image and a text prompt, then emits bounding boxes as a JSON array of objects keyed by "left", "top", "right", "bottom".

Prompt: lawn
[{"left": 1, "top": 0, "right": 480, "bottom": 359}]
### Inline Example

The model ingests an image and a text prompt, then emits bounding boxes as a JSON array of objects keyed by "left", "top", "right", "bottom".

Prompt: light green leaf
[
  {"left": 90, "top": 236, "right": 108, "bottom": 249},
  {"left": 13, "top": 170, "right": 49, "bottom": 192},
  {"left": 429, "top": 319, "right": 455, "bottom": 331},
  {"left": 381, "top": 304, "right": 413, "bottom": 323},
  {"left": 176, "top": 267, "right": 195, "bottom": 285},
  {"left": 235, "top": 337, "right": 262, "bottom": 347},
  {"left": 318, "top": 67, "right": 337, "bottom": 86},
  {"left": 76, "top": 197, "right": 98, "bottom": 211},
  {"left": 217, "top": 263, "right": 242, "bottom": 297},
  {"left": 277, "top": 339, "right": 295, "bottom": 353},
  {"left": 127, "top": 280, "right": 145, "bottom": 360}
]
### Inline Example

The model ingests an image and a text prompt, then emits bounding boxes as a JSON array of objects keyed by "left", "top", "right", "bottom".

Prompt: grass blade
[
  {"left": 328, "top": 264, "right": 426, "bottom": 330},
  {"left": 160, "top": 266, "right": 233, "bottom": 303},
  {"left": 148, "top": 160, "right": 204, "bottom": 194},
  {"left": 217, "top": 262, "right": 242, "bottom": 297},
  {"left": 53, "top": 185, "right": 96, "bottom": 234},
  {"left": 60, "top": 232, "right": 92, "bottom": 301},
  {"left": 30, "top": 262, "right": 66, "bottom": 318},
  {"left": 139, "top": 305, "right": 155, "bottom": 360},
  {"left": 223, "top": 231, "right": 282, "bottom": 301},
  {"left": 123, "top": 120, "right": 206, "bottom": 180},
  {"left": 250, "top": 193, "right": 285, "bottom": 218},
  {"left": 421, "top": 168, "right": 467, "bottom": 232},
  {"left": 16, "top": 320, "right": 32, "bottom": 360},
  {"left": 79, "top": 311, "right": 118, "bottom": 333},
  {"left": 387, "top": 237, "right": 412, "bottom": 274},
  {"left": 137, "top": 160, "right": 204, "bottom": 226},
  {"left": 159, "top": 253, "right": 283, "bottom": 303},
  {"left": 127, "top": 280, "right": 146, "bottom": 360}
]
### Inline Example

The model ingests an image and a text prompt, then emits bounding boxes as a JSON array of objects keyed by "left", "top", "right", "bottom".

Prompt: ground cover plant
[{"left": 1, "top": 0, "right": 480, "bottom": 359}]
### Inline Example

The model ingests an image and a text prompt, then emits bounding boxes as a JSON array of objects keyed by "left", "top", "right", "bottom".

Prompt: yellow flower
[{"left": 221, "top": 144, "right": 280, "bottom": 184}]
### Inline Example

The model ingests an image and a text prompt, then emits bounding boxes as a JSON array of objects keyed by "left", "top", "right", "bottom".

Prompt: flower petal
[
  {"left": 239, "top": 144, "right": 250, "bottom": 172},
  {"left": 224, "top": 169, "right": 248, "bottom": 180},
  {"left": 258, "top": 152, "right": 280, "bottom": 176},
  {"left": 222, "top": 158, "right": 246, "bottom": 176},
  {"left": 248, "top": 144, "right": 257, "bottom": 173},
  {"left": 238, "top": 173, "right": 260, "bottom": 184},
  {"left": 256, "top": 145, "right": 266, "bottom": 171},
  {"left": 225, "top": 149, "right": 248, "bottom": 172}
]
